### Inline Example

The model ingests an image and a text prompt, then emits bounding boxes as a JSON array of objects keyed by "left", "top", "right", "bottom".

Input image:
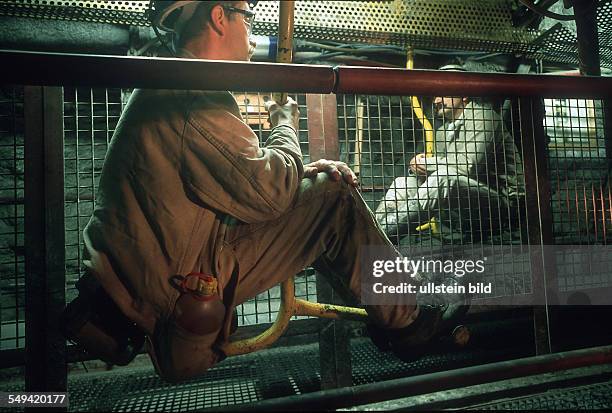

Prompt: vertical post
[
  {"left": 306, "top": 93, "right": 351, "bottom": 389},
  {"left": 518, "top": 96, "right": 557, "bottom": 355},
  {"left": 274, "top": 0, "right": 295, "bottom": 105},
  {"left": 24, "top": 86, "right": 66, "bottom": 392},
  {"left": 572, "top": 0, "right": 600, "bottom": 77}
]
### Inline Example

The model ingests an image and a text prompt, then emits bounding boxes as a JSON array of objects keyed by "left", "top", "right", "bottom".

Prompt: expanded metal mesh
[{"left": 0, "top": 86, "right": 25, "bottom": 351}]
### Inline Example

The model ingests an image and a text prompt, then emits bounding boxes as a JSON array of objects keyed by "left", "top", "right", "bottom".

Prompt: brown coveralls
[{"left": 82, "top": 89, "right": 417, "bottom": 382}]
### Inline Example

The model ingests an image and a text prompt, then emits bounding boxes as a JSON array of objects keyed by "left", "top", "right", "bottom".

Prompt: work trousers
[
  {"left": 148, "top": 173, "right": 418, "bottom": 382},
  {"left": 375, "top": 167, "right": 509, "bottom": 235}
]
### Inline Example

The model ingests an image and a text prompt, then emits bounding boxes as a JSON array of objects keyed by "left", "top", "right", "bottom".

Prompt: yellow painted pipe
[
  {"left": 221, "top": 277, "right": 296, "bottom": 356},
  {"left": 293, "top": 298, "right": 368, "bottom": 321},
  {"left": 406, "top": 48, "right": 438, "bottom": 235},
  {"left": 273, "top": 0, "right": 295, "bottom": 105},
  {"left": 221, "top": 280, "right": 369, "bottom": 356}
]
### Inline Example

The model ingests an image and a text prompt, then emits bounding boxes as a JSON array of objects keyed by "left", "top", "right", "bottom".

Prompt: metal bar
[
  {"left": 219, "top": 344, "right": 612, "bottom": 412},
  {"left": 1, "top": 50, "right": 335, "bottom": 93},
  {"left": 518, "top": 96, "right": 558, "bottom": 355},
  {"left": 518, "top": 97, "right": 549, "bottom": 356},
  {"left": 4, "top": 51, "right": 612, "bottom": 98},
  {"left": 23, "top": 86, "right": 66, "bottom": 392},
  {"left": 305, "top": 92, "right": 351, "bottom": 389},
  {"left": 572, "top": 0, "right": 600, "bottom": 77},
  {"left": 274, "top": 0, "right": 295, "bottom": 105},
  {"left": 335, "top": 66, "right": 612, "bottom": 98}
]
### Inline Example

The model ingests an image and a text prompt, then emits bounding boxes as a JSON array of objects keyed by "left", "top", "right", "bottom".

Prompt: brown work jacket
[{"left": 82, "top": 89, "right": 303, "bottom": 335}]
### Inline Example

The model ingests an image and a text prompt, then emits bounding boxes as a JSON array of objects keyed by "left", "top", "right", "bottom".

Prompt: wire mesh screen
[
  {"left": 62, "top": 89, "right": 317, "bottom": 327},
  {"left": 339, "top": 95, "right": 528, "bottom": 243},
  {"left": 63, "top": 88, "right": 127, "bottom": 302},
  {"left": 1, "top": 86, "right": 610, "bottom": 352},
  {"left": 544, "top": 98, "right": 612, "bottom": 293},
  {"left": 0, "top": 86, "right": 25, "bottom": 350},
  {"left": 338, "top": 94, "right": 533, "bottom": 301}
]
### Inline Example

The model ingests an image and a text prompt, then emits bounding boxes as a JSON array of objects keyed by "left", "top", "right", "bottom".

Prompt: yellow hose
[
  {"left": 406, "top": 48, "right": 438, "bottom": 235},
  {"left": 406, "top": 49, "right": 434, "bottom": 156}
]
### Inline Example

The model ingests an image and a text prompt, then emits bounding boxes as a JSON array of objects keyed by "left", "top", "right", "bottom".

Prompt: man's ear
[
  {"left": 208, "top": 4, "right": 227, "bottom": 36},
  {"left": 462, "top": 97, "right": 469, "bottom": 105}
]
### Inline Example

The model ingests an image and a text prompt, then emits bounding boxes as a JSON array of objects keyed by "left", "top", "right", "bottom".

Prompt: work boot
[
  {"left": 368, "top": 275, "right": 470, "bottom": 363},
  {"left": 59, "top": 275, "right": 145, "bottom": 366}
]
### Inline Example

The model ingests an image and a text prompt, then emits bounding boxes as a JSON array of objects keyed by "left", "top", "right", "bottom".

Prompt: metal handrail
[{"left": 3, "top": 50, "right": 612, "bottom": 98}]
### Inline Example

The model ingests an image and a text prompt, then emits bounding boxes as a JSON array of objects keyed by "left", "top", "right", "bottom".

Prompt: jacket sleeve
[
  {"left": 423, "top": 109, "right": 500, "bottom": 177},
  {"left": 181, "top": 107, "right": 304, "bottom": 223}
]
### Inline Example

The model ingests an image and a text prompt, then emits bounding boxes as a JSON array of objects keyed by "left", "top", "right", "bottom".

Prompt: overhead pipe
[
  {"left": 0, "top": 50, "right": 336, "bottom": 93},
  {"left": 334, "top": 66, "right": 612, "bottom": 98},
  {"left": 4, "top": 50, "right": 612, "bottom": 98},
  {"left": 219, "top": 344, "right": 612, "bottom": 411}
]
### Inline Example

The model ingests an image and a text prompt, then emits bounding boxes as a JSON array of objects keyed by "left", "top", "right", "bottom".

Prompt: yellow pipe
[
  {"left": 293, "top": 298, "right": 368, "bottom": 321},
  {"left": 221, "top": 280, "right": 369, "bottom": 356},
  {"left": 221, "top": 277, "right": 296, "bottom": 356},
  {"left": 406, "top": 49, "right": 435, "bottom": 156},
  {"left": 406, "top": 48, "right": 438, "bottom": 235},
  {"left": 273, "top": 0, "right": 295, "bottom": 105}
]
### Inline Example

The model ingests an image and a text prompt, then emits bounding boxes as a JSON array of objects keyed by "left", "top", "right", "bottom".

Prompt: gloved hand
[{"left": 265, "top": 96, "right": 300, "bottom": 131}]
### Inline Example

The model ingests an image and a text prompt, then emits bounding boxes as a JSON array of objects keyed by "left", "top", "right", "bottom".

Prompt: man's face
[
  {"left": 224, "top": 1, "right": 256, "bottom": 61},
  {"left": 433, "top": 96, "right": 465, "bottom": 120}
]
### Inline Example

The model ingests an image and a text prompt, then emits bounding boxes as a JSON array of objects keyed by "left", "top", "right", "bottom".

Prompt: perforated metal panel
[
  {"left": 253, "top": 0, "right": 538, "bottom": 52},
  {"left": 2, "top": 0, "right": 612, "bottom": 68},
  {"left": 527, "top": 2, "right": 612, "bottom": 69},
  {"left": 0, "top": 0, "right": 150, "bottom": 26}
]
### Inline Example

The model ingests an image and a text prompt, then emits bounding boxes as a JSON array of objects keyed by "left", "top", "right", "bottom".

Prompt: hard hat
[
  {"left": 149, "top": 1, "right": 259, "bottom": 33},
  {"left": 438, "top": 64, "right": 467, "bottom": 72}
]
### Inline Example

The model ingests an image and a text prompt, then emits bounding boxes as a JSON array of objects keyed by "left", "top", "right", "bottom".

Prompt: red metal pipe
[
  {"left": 335, "top": 66, "right": 612, "bottom": 98},
  {"left": 0, "top": 50, "right": 336, "bottom": 93},
  {"left": 3, "top": 50, "right": 612, "bottom": 98}
]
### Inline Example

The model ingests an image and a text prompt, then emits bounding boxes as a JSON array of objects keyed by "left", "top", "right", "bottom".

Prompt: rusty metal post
[
  {"left": 306, "top": 93, "right": 352, "bottom": 389},
  {"left": 274, "top": 0, "right": 295, "bottom": 105},
  {"left": 517, "top": 96, "right": 557, "bottom": 355},
  {"left": 572, "top": 0, "right": 600, "bottom": 77},
  {"left": 24, "top": 86, "right": 66, "bottom": 392}
]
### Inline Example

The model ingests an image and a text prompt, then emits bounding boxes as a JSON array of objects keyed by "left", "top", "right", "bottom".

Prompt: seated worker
[
  {"left": 60, "top": 1, "right": 468, "bottom": 382},
  {"left": 375, "top": 64, "right": 525, "bottom": 240}
]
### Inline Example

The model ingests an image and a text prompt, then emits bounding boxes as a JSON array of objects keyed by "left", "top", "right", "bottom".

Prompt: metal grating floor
[
  {"left": 469, "top": 380, "right": 612, "bottom": 410},
  {"left": 0, "top": 337, "right": 531, "bottom": 411}
]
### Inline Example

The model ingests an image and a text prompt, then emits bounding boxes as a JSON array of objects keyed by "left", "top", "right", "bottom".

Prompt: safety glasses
[{"left": 222, "top": 6, "right": 256, "bottom": 35}]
